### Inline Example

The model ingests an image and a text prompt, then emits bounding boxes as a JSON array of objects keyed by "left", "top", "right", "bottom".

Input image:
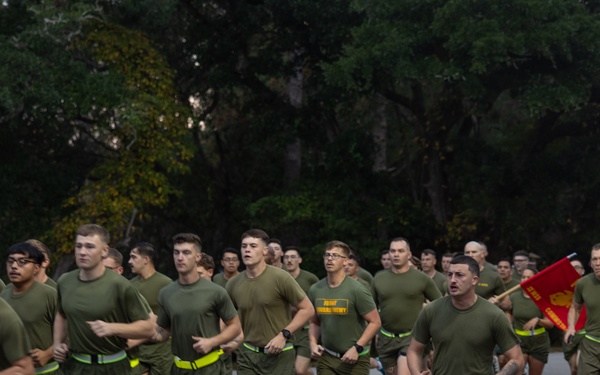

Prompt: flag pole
[{"left": 495, "top": 253, "right": 578, "bottom": 300}]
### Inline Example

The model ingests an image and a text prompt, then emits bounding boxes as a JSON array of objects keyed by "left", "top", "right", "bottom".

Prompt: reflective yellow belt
[
  {"left": 72, "top": 350, "right": 127, "bottom": 365},
  {"left": 174, "top": 349, "right": 223, "bottom": 370},
  {"left": 585, "top": 334, "right": 600, "bottom": 344},
  {"left": 129, "top": 358, "right": 140, "bottom": 368},
  {"left": 323, "top": 346, "right": 370, "bottom": 358},
  {"left": 380, "top": 328, "right": 411, "bottom": 338},
  {"left": 515, "top": 327, "right": 546, "bottom": 336},
  {"left": 35, "top": 361, "right": 59, "bottom": 374},
  {"left": 242, "top": 342, "right": 294, "bottom": 353},
  {"left": 303, "top": 324, "right": 310, "bottom": 330}
]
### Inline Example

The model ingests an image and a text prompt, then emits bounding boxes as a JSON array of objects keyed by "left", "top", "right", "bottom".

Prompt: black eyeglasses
[
  {"left": 323, "top": 253, "right": 347, "bottom": 260},
  {"left": 7, "top": 257, "right": 36, "bottom": 267},
  {"left": 283, "top": 255, "right": 299, "bottom": 260}
]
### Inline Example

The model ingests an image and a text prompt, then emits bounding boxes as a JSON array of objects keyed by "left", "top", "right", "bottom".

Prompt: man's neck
[
  {"left": 138, "top": 267, "right": 156, "bottom": 280},
  {"left": 79, "top": 264, "right": 106, "bottom": 281},
  {"left": 246, "top": 261, "right": 267, "bottom": 278},
  {"left": 424, "top": 269, "right": 436, "bottom": 277},
  {"left": 272, "top": 259, "right": 283, "bottom": 269},
  {"left": 224, "top": 270, "right": 240, "bottom": 279},
  {"left": 326, "top": 270, "right": 346, "bottom": 288},
  {"left": 179, "top": 270, "right": 200, "bottom": 285},
  {"left": 288, "top": 267, "right": 301, "bottom": 278},
  {"left": 391, "top": 263, "right": 410, "bottom": 274},
  {"left": 12, "top": 279, "right": 35, "bottom": 294},
  {"left": 35, "top": 272, "right": 48, "bottom": 284},
  {"left": 451, "top": 292, "right": 478, "bottom": 310}
]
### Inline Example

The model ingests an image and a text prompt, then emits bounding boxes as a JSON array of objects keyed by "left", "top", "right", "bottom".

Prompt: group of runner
[{"left": 0, "top": 224, "right": 599, "bottom": 375}]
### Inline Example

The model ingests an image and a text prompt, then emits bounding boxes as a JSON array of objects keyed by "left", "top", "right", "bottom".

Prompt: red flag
[{"left": 520, "top": 257, "right": 586, "bottom": 331}]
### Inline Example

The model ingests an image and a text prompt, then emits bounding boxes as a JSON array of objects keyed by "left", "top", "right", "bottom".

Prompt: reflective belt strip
[
  {"left": 379, "top": 328, "right": 411, "bottom": 338},
  {"left": 303, "top": 324, "right": 310, "bottom": 330},
  {"left": 129, "top": 358, "right": 140, "bottom": 368},
  {"left": 585, "top": 334, "right": 600, "bottom": 344},
  {"left": 173, "top": 349, "right": 224, "bottom": 370},
  {"left": 323, "top": 346, "right": 370, "bottom": 358},
  {"left": 514, "top": 327, "right": 546, "bottom": 336},
  {"left": 72, "top": 351, "right": 127, "bottom": 365},
  {"left": 242, "top": 342, "right": 294, "bottom": 353},
  {"left": 35, "top": 361, "right": 59, "bottom": 374}
]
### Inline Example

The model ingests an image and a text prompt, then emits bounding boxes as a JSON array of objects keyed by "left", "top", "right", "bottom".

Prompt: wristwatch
[
  {"left": 353, "top": 343, "right": 364, "bottom": 353},
  {"left": 281, "top": 329, "right": 292, "bottom": 340}
]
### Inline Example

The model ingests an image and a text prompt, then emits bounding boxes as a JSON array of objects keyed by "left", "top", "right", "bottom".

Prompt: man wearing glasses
[
  {"left": 26, "top": 239, "right": 57, "bottom": 288},
  {"left": 213, "top": 247, "right": 241, "bottom": 288},
  {"left": 284, "top": 246, "right": 319, "bottom": 375},
  {"left": 226, "top": 229, "right": 314, "bottom": 375},
  {"left": 308, "top": 240, "right": 381, "bottom": 374},
  {"left": 1, "top": 242, "right": 57, "bottom": 374},
  {"left": 512, "top": 251, "right": 530, "bottom": 282}
]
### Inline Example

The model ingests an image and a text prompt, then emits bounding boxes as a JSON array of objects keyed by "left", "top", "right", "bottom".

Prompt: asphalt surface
[{"left": 233, "top": 351, "right": 570, "bottom": 374}]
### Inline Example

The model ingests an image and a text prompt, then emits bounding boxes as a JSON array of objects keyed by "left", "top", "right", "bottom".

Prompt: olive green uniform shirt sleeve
[
  {"left": 293, "top": 270, "right": 320, "bottom": 294},
  {"left": 0, "top": 282, "right": 57, "bottom": 353},
  {"left": 476, "top": 266, "right": 505, "bottom": 299},
  {"left": 130, "top": 272, "right": 172, "bottom": 314},
  {"left": 57, "top": 269, "right": 150, "bottom": 354},
  {"left": 412, "top": 296, "right": 519, "bottom": 375},
  {"left": 371, "top": 269, "right": 442, "bottom": 333},
  {"left": 0, "top": 298, "right": 31, "bottom": 370},
  {"left": 308, "top": 277, "right": 376, "bottom": 354},
  {"left": 574, "top": 274, "right": 600, "bottom": 337},
  {"left": 227, "top": 265, "right": 306, "bottom": 347}
]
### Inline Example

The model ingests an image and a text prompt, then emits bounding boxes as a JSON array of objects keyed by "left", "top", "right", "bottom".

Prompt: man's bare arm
[
  {"left": 0, "top": 355, "right": 34, "bottom": 375},
  {"left": 498, "top": 344, "right": 524, "bottom": 375},
  {"left": 407, "top": 338, "right": 429, "bottom": 375}
]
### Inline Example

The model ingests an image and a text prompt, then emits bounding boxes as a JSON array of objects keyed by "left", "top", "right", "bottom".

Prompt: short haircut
[
  {"left": 284, "top": 246, "right": 302, "bottom": 257},
  {"left": 77, "top": 223, "right": 110, "bottom": 244},
  {"left": 450, "top": 255, "right": 480, "bottom": 277},
  {"left": 25, "top": 239, "right": 50, "bottom": 258},
  {"left": 497, "top": 257, "right": 512, "bottom": 266},
  {"left": 348, "top": 253, "right": 361, "bottom": 266},
  {"left": 513, "top": 250, "right": 529, "bottom": 259},
  {"left": 107, "top": 248, "right": 123, "bottom": 266},
  {"left": 241, "top": 229, "right": 269, "bottom": 246},
  {"left": 197, "top": 253, "right": 215, "bottom": 270},
  {"left": 421, "top": 249, "right": 436, "bottom": 257},
  {"left": 525, "top": 267, "right": 539, "bottom": 274},
  {"left": 8, "top": 242, "right": 45, "bottom": 265},
  {"left": 222, "top": 247, "right": 240, "bottom": 259},
  {"left": 381, "top": 249, "right": 389, "bottom": 256},
  {"left": 442, "top": 252, "right": 456, "bottom": 258},
  {"left": 173, "top": 233, "right": 203, "bottom": 252},
  {"left": 325, "top": 240, "right": 351, "bottom": 256},
  {"left": 132, "top": 242, "right": 157, "bottom": 264},
  {"left": 268, "top": 238, "right": 282, "bottom": 246},
  {"left": 592, "top": 243, "right": 600, "bottom": 252},
  {"left": 391, "top": 237, "right": 411, "bottom": 251}
]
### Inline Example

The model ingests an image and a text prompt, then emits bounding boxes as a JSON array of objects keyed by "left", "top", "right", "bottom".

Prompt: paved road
[{"left": 233, "top": 351, "right": 570, "bottom": 374}]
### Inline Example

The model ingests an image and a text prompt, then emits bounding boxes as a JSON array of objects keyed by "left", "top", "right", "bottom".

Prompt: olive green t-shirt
[
  {"left": 356, "top": 268, "right": 373, "bottom": 284},
  {"left": 309, "top": 277, "right": 376, "bottom": 354},
  {"left": 292, "top": 270, "right": 320, "bottom": 294},
  {"left": 57, "top": 269, "right": 150, "bottom": 354},
  {"left": 431, "top": 271, "right": 447, "bottom": 294},
  {"left": 0, "top": 279, "right": 5, "bottom": 292},
  {"left": 476, "top": 266, "right": 505, "bottom": 299},
  {"left": 0, "top": 298, "right": 31, "bottom": 370},
  {"left": 212, "top": 273, "right": 231, "bottom": 289},
  {"left": 509, "top": 292, "right": 542, "bottom": 330},
  {"left": 0, "top": 282, "right": 57, "bottom": 353},
  {"left": 412, "top": 296, "right": 519, "bottom": 375},
  {"left": 226, "top": 265, "right": 306, "bottom": 346},
  {"left": 130, "top": 271, "right": 172, "bottom": 314},
  {"left": 371, "top": 268, "right": 442, "bottom": 333},
  {"left": 574, "top": 274, "right": 600, "bottom": 336},
  {"left": 504, "top": 278, "right": 520, "bottom": 291},
  {"left": 157, "top": 278, "right": 237, "bottom": 361},
  {"left": 45, "top": 277, "right": 58, "bottom": 289}
]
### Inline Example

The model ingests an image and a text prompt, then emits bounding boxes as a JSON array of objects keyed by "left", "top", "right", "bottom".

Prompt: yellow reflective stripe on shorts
[
  {"left": 174, "top": 349, "right": 224, "bottom": 370},
  {"left": 323, "top": 346, "right": 370, "bottom": 358},
  {"left": 585, "top": 334, "right": 600, "bottom": 344},
  {"left": 72, "top": 350, "right": 127, "bottom": 365},
  {"left": 514, "top": 327, "right": 546, "bottom": 336},
  {"left": 379, "top": 328, "right": 411, "bottom": 338},
  {"left": 35, "top": 361, "right": 59, "bottom": 374},
  {"left": 242, "top": 342, "right": 294, "bottom": 353}
]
